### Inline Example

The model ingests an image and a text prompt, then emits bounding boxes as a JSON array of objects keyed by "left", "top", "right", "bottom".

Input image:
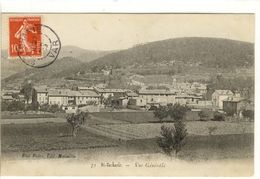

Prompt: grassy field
[
  {"left": 1, "top": 112, "right": 56, "bottom": 119},
  {"left": 126, "top": 133, "right": 254, "bottom": 161},
  {"left": 1, "top": 122, "right": 254, "bottom": 161},
  {"left": 84, "top": 121, "right": 254, "bottom": 140},
  {"left": 90, "top": 111, "right": 158, "bottom": 124},
  {"left": 90, "top": 111, "right": 211, "bottom": 124},
  {"left": 1, "top": 123, "right": 118, "bottom": 152}
]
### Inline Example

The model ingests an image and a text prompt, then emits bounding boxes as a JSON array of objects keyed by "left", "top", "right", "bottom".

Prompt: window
[{"left": 151, "top": 98, "right": 154, "bottom": 102}]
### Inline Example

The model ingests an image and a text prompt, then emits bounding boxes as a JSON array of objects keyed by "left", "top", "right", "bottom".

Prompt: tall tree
[
  {"left": 156, "top": 103, "right": 189, "bottom": 157},
  {"left": 20, "top": 80, "right": 33, "bottom": 104},
  {"left": 66, "top": 111, "right": 89, "bottom": 137}
]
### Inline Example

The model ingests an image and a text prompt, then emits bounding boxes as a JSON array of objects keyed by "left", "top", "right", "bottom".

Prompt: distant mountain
[
  {"left": 2, "top": 56, "right": 83, "bottom": 85},
  {"left": 84, "top": 37, "right": 254, "bottom": 70},
  {"left": 1, "top": 45, "right": 112, "bottom": 79},
  {"left": 1, "top": 50, "right": 27, "bottom": 79},
  {"left": 2, "top": 37, "right": 254, "bottom": 86},
  {"left": 58, "top": 46, "right": 112, "bottom": 63}
]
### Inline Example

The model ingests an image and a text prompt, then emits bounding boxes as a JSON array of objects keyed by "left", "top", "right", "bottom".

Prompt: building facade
[{"left": 212, "top": 90, "right": 234, "bottom": 109}]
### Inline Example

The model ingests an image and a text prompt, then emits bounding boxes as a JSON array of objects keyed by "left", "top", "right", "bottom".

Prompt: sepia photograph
[{"left": 1, "top": 13, "right": 255, "bottom": 176}]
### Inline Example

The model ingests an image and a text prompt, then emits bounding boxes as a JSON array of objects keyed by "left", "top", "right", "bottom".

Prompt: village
[{"left": 1, "top": 77, "right": 254, "bottom": 120}]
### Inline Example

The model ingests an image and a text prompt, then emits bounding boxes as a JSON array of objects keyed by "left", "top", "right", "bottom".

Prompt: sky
[{"left": 2, "top": 13, "right": 254, "bottom": 51}]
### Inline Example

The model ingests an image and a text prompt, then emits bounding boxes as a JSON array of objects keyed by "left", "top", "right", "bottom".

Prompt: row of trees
[
  {"left": 39, "top": 104, "right": 64, "bottom": 113},
  {"left": 198, "top": 109, "right": 254, "bottom": 121},
  {"left": 1, "top": 101, "right": 28, "bottom": 112},
  {"left": 1, "top": 100, "right": 64, "bottom": 114}
]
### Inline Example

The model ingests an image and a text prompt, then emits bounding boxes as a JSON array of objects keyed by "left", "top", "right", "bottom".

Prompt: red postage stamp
[{"left": 9, "top": 16, "right": 42, "bottom": 57}]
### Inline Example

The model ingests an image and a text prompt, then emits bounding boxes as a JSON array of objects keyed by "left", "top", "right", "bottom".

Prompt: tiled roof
[
  {"left": 95, "top": 88, "right": 128, "bottom": 93},
  {"left": 223, "top": 97, "right": 245, "bottom": 102},
  {"left": 2, "top": 95, "right": 14, "bottom": 100},
  {"left": 176, "top": 94, "right": 203, "bottom": 99},
  {"left": 138, "top": 89, "right": 177, "bottom": 95},
  {"left": 78, "top": 86, "right": 94, "bottom": 90},
  {"left": 48, "top": 88, "right": 71, "bottom": 96},
  {"left": 126, "top": 92, "right": 139, "bottom": 97},
  {"left": 79, "top": 91, "right": 100, "bottom": 97},
  {"left": 2, "top": 89, "right": 20, "bottom": 94},
  {"left": 49, "top": 90, "right": 100, "bottom": 97},
  {"left": 214, "top": 90, "right": 234, "bottom": 95},
  {"left": 67, "top": 91, "right": 81, "bottom": 97},
  {"left": 34, "top": 86, "right": 49, "bottom": 93}
]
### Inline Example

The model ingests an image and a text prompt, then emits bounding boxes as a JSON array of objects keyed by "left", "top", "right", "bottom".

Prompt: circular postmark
[{"left": 17, "top": 24, "right": 61, "bottom": 68}]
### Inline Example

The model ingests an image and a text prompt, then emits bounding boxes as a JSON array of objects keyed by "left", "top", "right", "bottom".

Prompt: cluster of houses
[
  {"left": 30, "top": 85, "right": 208, "bottom": 110},
  {"left": 1, "top": 83, "right": 253, "bottom": 115},
  {"left": 1, "top": 89, "right": 25, "bottom": 103}
]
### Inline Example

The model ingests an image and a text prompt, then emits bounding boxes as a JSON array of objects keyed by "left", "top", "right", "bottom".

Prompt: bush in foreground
[
  {"left": 156, "top": 104, "right": 188, "bottom": 157},
  {"left": 66, "top": 111, "right": 89, "bottom": 137}
]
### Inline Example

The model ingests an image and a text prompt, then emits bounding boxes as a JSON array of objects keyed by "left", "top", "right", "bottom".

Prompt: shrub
[
  {"left": 198, "top": 109, "right": 210, "bottom": 121},
  {"left": 66, "top": 111, "right": 89, "bottom": 137},
  {"left": 48, "top": 104, "right": 64, "bottom": 113},
  {"left": 153, "top": 105, "right": 168, "bottom": 122},
  {"left": 6, "top": 101, "right": 25, "bottom": 111},
  {"left": 1, "top": 101, "right": 9, "bottom": 111},
  {"left": 242, "top": 110, "right": 254, "bottom": 120},
  {"left": 212, "top": 112, "right": 225, "bottom": 121},
  {"left": 208, "top": 126, "right": 218, "bottom": 135},
  {"left": 149, "top": 105, "right": 158, "bottom": 111},
  {"left": 39, "top": 103, "right": 50, "bottom": 112},
  {"left": 168, "top": 104, "right": 190, "bottom": 121},
  {"left": 157, "top": 103, "right": 189, "bottom": 157},
  {"left": 158, "top": 121, "right": 187, "bottom": 157},
  {"left": 39, "top": 104, "right": 64, "bottom": 113}
]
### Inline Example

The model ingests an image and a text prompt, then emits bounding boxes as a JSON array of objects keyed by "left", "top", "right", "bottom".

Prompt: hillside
[
  {"left": 58, "top": 46, "right": 112, "bottom": 63},
  {"left": 2, "top": 57, "right": 84, "bottom": 85},
  {"left": 85, "top": 37, "right": 254, "bottom": 70},
  {"left": 51, "top": 37, "right": 254, "bottom": 77},
  {"left": 2, "top": 37, "right": 254, "bottom": 87},
  {"left": 1, "top": 45, "right": 111, "bottom": 80}
]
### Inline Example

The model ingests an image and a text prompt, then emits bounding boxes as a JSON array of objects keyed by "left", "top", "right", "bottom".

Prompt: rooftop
[
  {"left": 78, "top": 86, "right": 94, "bottom": 90},
  {"left": 34, "top": 86, "right": 49, "bottom": 93},
  {"left": 49, "top": 89, "right": 100, "bottom": 97},
  {"left": 126, "top": 92, "right": 139, "bottom": 97},
  {"left": 138, "top": 89, "right": 177, "bottom": 95},
  {"left": 223, "top": 97, "right": 245, "bottom": 102},
  {"left": 48, "top": 89, "right": 70, "bottom": 96},
  {"left": 95, "top": 88, "right": 129, "bottom": 93},
  {"left": 78, "top": 91, "right": 100, "bottom": 97},
  {"left": 2, "top": 95, "right": 14, "bottom": 100},
  {"left": 213, "top": 90, "right": 234, "bottom": 95}
]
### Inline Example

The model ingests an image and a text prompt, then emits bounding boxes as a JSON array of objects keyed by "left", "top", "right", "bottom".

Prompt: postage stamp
[
  {"left": 8, "top": 16, "right": 61, "bottom": 68},
  {"left": 9, "top": 16, "right": 42, "bottom": 57}
]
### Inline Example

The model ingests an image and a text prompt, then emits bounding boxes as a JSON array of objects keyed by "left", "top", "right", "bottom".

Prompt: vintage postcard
[{"left": 1, "top": 13, "right": 255, "bottom": 176}]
